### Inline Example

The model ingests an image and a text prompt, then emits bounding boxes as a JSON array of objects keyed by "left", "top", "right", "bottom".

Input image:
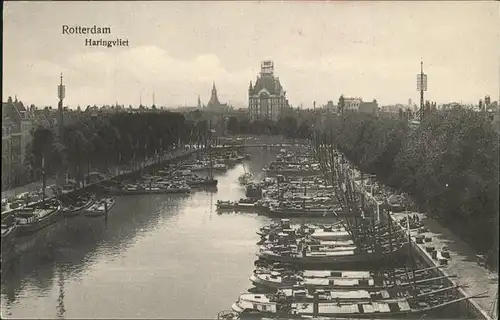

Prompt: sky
[{"left": 3, "top": 1, "right": 500, "bottom": 109}]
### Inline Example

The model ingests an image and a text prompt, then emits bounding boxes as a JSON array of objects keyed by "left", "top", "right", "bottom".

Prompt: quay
[
  {"left": 346, "top": 159, "right": 498, "bottom": 320},
  {"left": 1, "top": 141, "right": 304, "bottom": 201},
  {"left": 223, "top": 145, "right": 490, "bottom": 319},
  {"left": 392, "top": 211, "right": 498, "bottom": 320}
]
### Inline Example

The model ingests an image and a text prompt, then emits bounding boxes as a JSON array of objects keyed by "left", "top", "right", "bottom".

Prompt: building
[
  {"left": 248, "top": 61, "right": 289, "bottom": 121},
  {"left": 2, "top": 96, "right": 34, "bottom": 187},
  {"left": 342, "top": 96, "right": 378, "bottom": 114},
  {"left": 358, "top": 100, "right": 379, "bottom": 114},
  {"left": 325, "top": 101, "right": 336, "bottom": 112},
  {"left": 206, "top": 82, "right": 228, "bottom": 113},
  {"left": 343, "top": 97, "right": 362, "bottom": 111}
]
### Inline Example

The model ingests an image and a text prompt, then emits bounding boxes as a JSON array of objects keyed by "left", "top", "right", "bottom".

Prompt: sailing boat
[
  {"left": 14, "top": 156, "right": 62, "bottom": 235},
  {"left": 203, "top": 121, "right": 218, "bottom": 188}
]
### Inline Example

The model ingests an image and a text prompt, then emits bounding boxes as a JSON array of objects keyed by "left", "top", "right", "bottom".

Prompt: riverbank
[
  {"left": 345, "top": 158, "right": 497, "bottom": 320},
  {"left": 391, "top": 211, "right": 498, "bottom": 320},
  {"left": 1, "top": 139, "right": 308, "bottom": 200},
  {"left": 1, "top": 147, "right": 196, "bottom": 200}
]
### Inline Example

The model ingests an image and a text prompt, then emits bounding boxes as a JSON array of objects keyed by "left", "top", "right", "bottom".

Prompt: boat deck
[
  {"left": 391, "top": 211, "right": 498, "bottom": 319},
  {"left": 304, "top": 277, "right": 375, "bottom": 287}
]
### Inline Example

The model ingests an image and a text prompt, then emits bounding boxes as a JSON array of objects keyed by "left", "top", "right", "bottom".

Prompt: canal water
[{"left": 0, "top": 149, "right": 339, "bottom": 319}]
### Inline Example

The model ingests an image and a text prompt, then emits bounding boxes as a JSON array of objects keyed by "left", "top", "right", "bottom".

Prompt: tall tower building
[{"left": 248, "top": 60, "right": 288, "bottom": 121}]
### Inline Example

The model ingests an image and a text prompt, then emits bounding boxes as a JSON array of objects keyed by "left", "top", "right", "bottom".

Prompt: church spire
[
  {"left": 207, "top": 81, "right": 221, "bottom": 108},
  {"left": 249, "top": 81, "right": 253, "bottom": 91}
]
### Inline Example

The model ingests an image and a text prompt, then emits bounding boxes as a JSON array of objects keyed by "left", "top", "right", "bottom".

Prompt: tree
[
  {"left": 227, "top": 116, "right": 239, "bottom": 134},
  {"left": 315, "top": 108, "right": 498, "bottom": 268},
  {"left": 338, "top": 95, "right": 345, "bottom": 114},
  {"left": 27, "top": 110, "right": 197, "bottom": 181}
]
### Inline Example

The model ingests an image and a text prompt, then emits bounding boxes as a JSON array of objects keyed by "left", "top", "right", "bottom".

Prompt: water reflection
[
  {"left": 0, "top": 149, "right": 291, "bottom": 319},
  {"left": 56, "top": 265, "right": 65, "bottom": 319}
]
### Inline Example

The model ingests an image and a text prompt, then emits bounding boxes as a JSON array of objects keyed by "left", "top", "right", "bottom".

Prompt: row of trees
[
  {"left": 317, "top": 108, "right": 498, "bottom": 268},
  {"left": 25, "top": 112, "right": 212, "bottom": 185},
  {"left": 226, "top": 116, "right": 313, "bottom": 139}
]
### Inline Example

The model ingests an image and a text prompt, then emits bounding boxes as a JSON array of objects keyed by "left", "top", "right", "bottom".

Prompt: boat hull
[
  {"left": 257, "top": 247, "right": 405, "bottom": 268},
  {"left": 109, "top": 188, "right": 190, "bottom": 195},
  {"left": 15, "top": 208, "right": 61, "bottom": 236},
  {"left": 62, "top": 199, "right": 96, "bottom": 217},
  {"left": 1, "top": 226, "right": 18, "bottom": 258},
  {"left": 217, "top": 204, "right": 261, "bottom": 212},
  {"left": 84, "top": 200, "right": 116, "bottom": 217},
  {"left": 250, "top": 274, "right": 381, "bottom": 292},
  {"left": 264, "top": 169, "right": 321, "bottom": 177},
  {"left": 187, "top": 179, "right": 218, "bottom": 187},
  {"left": 267, "top": 209, "right": 340, "bottom": 218}
]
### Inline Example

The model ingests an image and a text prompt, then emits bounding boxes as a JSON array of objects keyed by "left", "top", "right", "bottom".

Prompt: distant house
[
  {"left": 2, "top": 96, "right": 35, "bottom": 186},
  {"left": 343, "top": 97, "right": 378, "bottom": 114},
  {"left": 325, "top": 101, "right": 336, "bottom": 112},
  {"left": 358, "top": 100, "right": 379, "bottom": 114}
]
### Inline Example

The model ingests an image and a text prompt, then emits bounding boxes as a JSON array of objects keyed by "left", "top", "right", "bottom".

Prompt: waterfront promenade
[{"left": 391, "top": 211, "right": 498, "bottom": 320}]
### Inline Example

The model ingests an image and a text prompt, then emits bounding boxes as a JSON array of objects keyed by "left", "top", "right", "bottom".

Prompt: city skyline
[{"left": 3, "top": 1, "right": 500, "bottom": 108}]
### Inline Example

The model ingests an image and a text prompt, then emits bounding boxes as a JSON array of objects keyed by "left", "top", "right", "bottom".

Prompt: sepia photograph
[{"left": 1, "top": 1, "right": 499, "bottom": 319}]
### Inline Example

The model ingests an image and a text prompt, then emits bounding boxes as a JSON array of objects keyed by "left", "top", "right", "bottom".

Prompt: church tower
[{"left": 207, "top": 82, "right": 221, "bottom": 109}]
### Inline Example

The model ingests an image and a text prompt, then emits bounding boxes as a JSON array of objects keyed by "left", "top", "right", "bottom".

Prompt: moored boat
[
  {"left": 231, "top": 286, "right": 480, "bottom": 319},
  {"left": 250, "top": 270, "right": 376, "bottom": 291},
  {"left": 216, "top": 200, "right": 262, "bottom": 212},
  {"left": 239, "top": 173, "right": 254, "bottom": 186},
  {"left": 246, "top": 183, "right": 262, "bottom": 199},
  {"left": 250, "top": 266, "right": 443, "bottom": 291},
  {"left": 267, "top": 206, "right": 340, "bottom": 218},
  {"left": 257, "top": 240, "right": 407, "bottom": 268},
  {"left": 107, "top": 182, "right": 191, "bottom": 195},
  {"left": 257, "top": 219, "right": 350, "bottom": 241},
  {"left": 1, "top": 214, "right": 18, "bottom": 256},
  {"left": 186, "top": 177, "right": 218, "bottom": 187},
  {"left": 84, "top": 197, "right": 116, "bottom": 217},
  {"left": 62, "top": 194, "right": 96, "bottom": 217},
  {"left": 14, "top": 199, "right": 62, "bottom": 236}
]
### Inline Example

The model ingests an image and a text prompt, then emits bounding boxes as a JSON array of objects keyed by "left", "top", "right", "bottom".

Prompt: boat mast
[
  {"left": 406, "top": 205, "right": 417, "bottom": 288},
  {"left": 42, "top": 155, "right": 46, "bottom": 205},
  {"left": 277, "top": 169, "right": 281, "bottom": 201},
  {"left": 387, "top": 210, "right": 397, "bottom": 285},
  {"left": 208, "top": 120, "right": 213, "bottom": 180}
]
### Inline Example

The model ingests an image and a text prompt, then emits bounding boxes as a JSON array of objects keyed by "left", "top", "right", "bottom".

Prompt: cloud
[{"left": 4, "top": 46, "right": 258, "bottom": 108}]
